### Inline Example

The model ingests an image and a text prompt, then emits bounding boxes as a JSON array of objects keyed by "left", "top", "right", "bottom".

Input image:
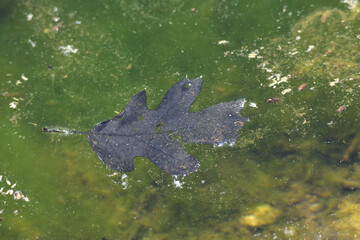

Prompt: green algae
[{"left": 1, "top": 0, "right": 360, "bottom": 239}]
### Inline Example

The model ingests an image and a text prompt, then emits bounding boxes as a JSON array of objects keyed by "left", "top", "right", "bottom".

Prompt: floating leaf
[{"left": 44, "top": 77, "right": 248, "bottom": 175}]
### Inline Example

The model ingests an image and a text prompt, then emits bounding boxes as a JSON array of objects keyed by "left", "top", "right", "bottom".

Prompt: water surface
[{"left": 1, "top": 0, "right": 360, "bottom": 239}]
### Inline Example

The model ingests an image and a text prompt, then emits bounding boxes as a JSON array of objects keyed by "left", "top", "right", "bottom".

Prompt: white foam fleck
[
  {"left": 327, "top": 121, "right": 334, "bottom": 126},
  {"left": 121, "top": 174, "right": 128, "bottom": 181},
  {"left": 237, "top": 98, "right": 246, "bottom": 109},
  {"left": 6, "top": 189, "right": 14, "bottom": 195},
  {"left": 28, "top": 39, "right": 36, "bottom": 48},
  {"left": 26, "top": 13, "right": 33, "bottom": 21},
  {"left": 9, "top": 101, "right": 18, "bottom": 109},
  {"left": 281, "top": 88, "right": 292, "bottom": 95},
  {"left": 173, "top": 179, "right": 183, "bottom": 188},
  {"left": 249, "top": 102, "right": 257, "bottom": 108},
  {"left": 288, "top": 50, "right": 299, "bottom": 55},
  {"left": 214, "top": 141, "right": 236, "bottom": 148},
  {"left": 120, "top": 174, "right": 129, "bottom": 189},
  {"left": 218, "top": 40, "right": 229, "bottom": 45},
  {"left": 329, "top": 78, "right": 339, "bottom": 86},
  {"left": 305, "top": 45, "right": 315, "bottom": 52},
  {"left": 108, "top": 172, "right": 118, "bottom": 177},
  {"left": 59, "top": 45, "right": 78, "bottom": 55},
  {"left": 342, "top": 0, "right": 358, "bottom": 10},
  {"left": 283, "top": 227, "right": 294, "bottom": 236},
  {"left": 248, "top": 51, "right": 258, "bottom": 59},
  {"left": 21, "top": 74, "right": 28, "bottom": 81},
  {"left": 121, "top": 181, "right": 128, "bottom": 189}
]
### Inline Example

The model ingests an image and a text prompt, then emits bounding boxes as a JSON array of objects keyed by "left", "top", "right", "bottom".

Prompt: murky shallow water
[{"left": 1, "top": 0, "right": 360, "bottom": 239}]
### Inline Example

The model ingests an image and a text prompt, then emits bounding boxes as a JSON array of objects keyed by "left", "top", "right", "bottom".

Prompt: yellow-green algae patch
[
  {"left": 239, "top": 204, "right": 281, "bottom": 227},
  {"left": 216, "top": 4, "right": 360, "bottom": 239}
]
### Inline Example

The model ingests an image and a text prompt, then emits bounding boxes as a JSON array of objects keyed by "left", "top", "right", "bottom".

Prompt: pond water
[{"left": 1, "top": 0, "right": 360, "bottom": 239}]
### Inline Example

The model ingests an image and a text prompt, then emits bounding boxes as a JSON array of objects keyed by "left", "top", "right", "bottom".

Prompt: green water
[{"left": 1, "top": 0, "right": 360, "bottom": 239}]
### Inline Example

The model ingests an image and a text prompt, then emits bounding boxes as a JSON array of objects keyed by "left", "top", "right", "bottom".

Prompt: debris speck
[
  {"left": 15, "top": 80, "right": 22, "bottom": 86},
  {"left": 329, "top": 78, "right": 339, "bottom": 86},
  {"left": 295, "top": 36, "right": 301, "bottom": 40},
  {"left": 218, "top": 40, "right": 229, "bottom": 45},
  {"left": 248, "top": 51, "right": 258, "bottom": 59},
  {"left": 297, "top": 83, "right": 307, "bottom": 91},
  {"left": 59, "top": 45, "right": 78, "bottom": 55},
  {"left": 337, "top": 105, "right": 346, "bottom": 113},
  {"left": 21, "top": 74, "right": 28, "bottom": 81},
  {"left": 28, "top": 39, "right": 36, "bottom": 48},
  {"left": 321, "top": 12, "right": 328, "bottom": 23},
  {"left": 267, "top": 98, "right": 281, "bottom": 103},
  {"left": 52, "top": 23, "right": 62, "bottom": 32},
  {"left": 305, "top": 45, "right": 315, "bottom": 52},
  {"left": 282, "top": 5, "right": 287, "bottom": 12},
  {"left": 13, "top": 191, "right": 23, "bottom": 200},
  {"left": 281, "top": 88, "right": 292, "bottom": 95},
  {"left": 52, "top": 16, "right": 60, "bottom": 22}
]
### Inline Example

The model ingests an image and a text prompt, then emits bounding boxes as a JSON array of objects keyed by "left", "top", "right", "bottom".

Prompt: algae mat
[{"left": 1, "top": 0, "right": 360, "bottom": 239}]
